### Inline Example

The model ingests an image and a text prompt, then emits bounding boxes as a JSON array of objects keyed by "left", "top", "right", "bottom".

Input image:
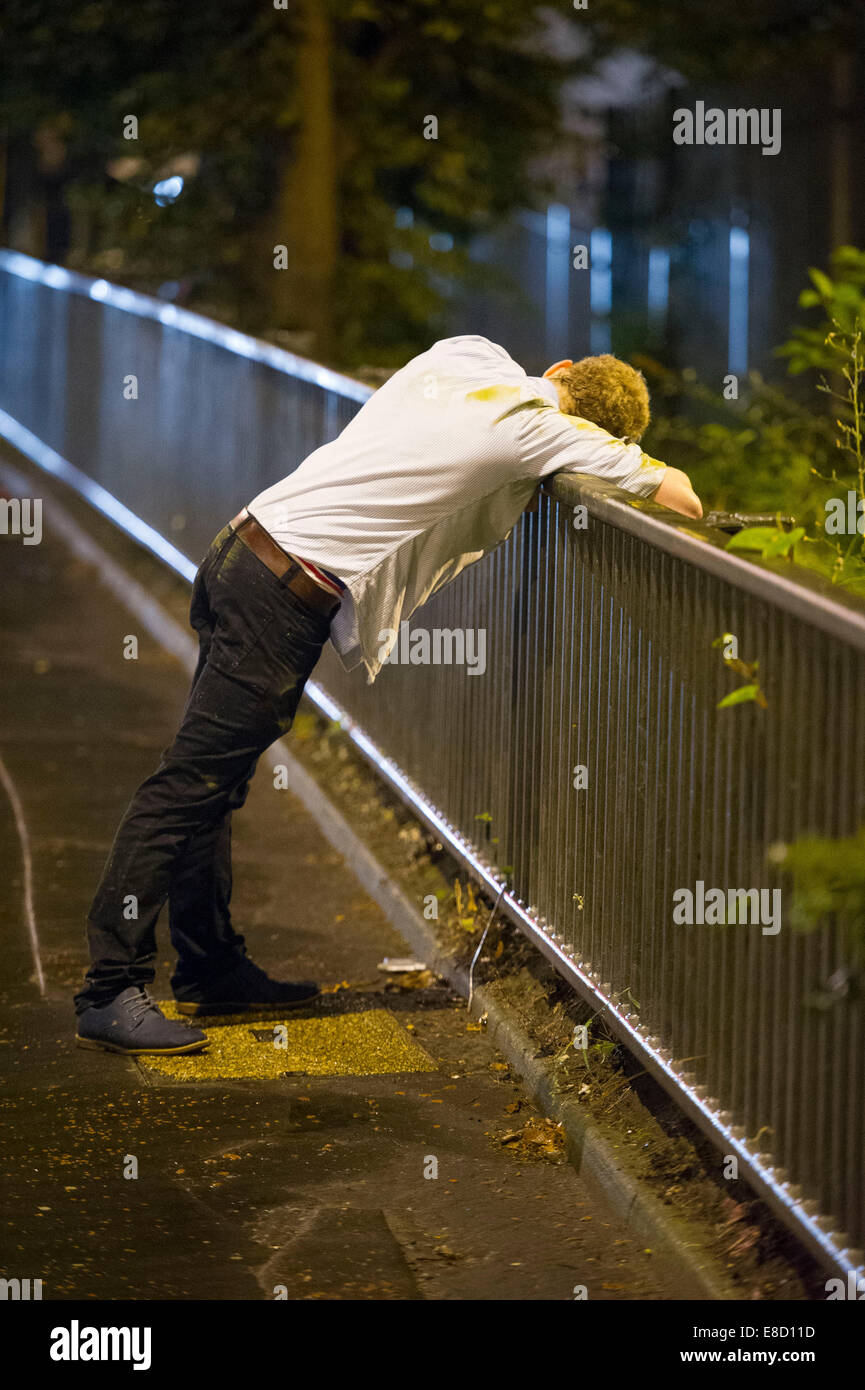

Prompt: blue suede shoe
[{"left": 77, "top": 986, "right": 208, "bottom": 1054}]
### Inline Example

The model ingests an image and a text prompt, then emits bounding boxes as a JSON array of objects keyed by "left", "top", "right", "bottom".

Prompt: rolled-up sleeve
[{"left": 514, "top": 404, "right": 667, "bottom": 499}]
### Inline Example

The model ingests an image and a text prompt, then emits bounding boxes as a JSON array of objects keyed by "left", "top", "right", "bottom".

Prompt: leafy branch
[{"left": 711, "top": 633, "right": 768, "bottom": 710}]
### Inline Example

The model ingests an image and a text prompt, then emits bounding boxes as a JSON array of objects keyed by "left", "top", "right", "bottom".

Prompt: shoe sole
[
  {"left": 76, "top": 1035, "right": 208, "bottom": 1056},
  {"left": 175, "top": 991, "right": 320, "bottom": 1017}
]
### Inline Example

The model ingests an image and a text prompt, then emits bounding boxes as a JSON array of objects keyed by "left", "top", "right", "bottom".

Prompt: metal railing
[{"left": 2, "top": 250, "right": 864, "bottom": 1280}]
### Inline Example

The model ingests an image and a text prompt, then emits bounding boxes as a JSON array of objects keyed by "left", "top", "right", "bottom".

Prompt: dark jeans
[{"left": 74, "top": 522, "right": 334, "bottom": 1014}]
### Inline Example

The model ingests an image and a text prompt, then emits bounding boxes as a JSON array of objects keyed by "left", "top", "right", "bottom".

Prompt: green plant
[
  {"left": 725, "top": 524, "right": 805, "bottom": 561},
  {"left": 641, "top": 248, "right": 865, "bottom": 594},
  {"left": 711, "top": 633, "right": 767, "bottom": 710},
  {"left": 774, "top": 250, "right": 865, "bottom": 570},
  {"left": 776, "top": 246, "right": 865, "bottom": 375},
  {"left": 641, "top": 359, "right": 836, "bottom": 521},
  {"left": 775, "top": 828, "right": 865, "bottom": 1006},
  {"left": 815, "top": 319, "right": 865, "bottom": 576}
]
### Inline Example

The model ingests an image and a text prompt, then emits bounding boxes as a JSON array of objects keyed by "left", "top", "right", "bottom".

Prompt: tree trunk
[
  {"left": 829, "top": 52, "right": 852, "bottom": 249},
  {"left": 271, "top": 0, "right": 337, "bottom": 359}
]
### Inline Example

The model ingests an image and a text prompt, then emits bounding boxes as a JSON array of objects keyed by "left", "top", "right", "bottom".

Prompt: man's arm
[
  {"left": 652, "top": 467, "right": 703, "bottom": 519},
  {"left": 511, "top": 403, "right": 704, "bottom": 517}
]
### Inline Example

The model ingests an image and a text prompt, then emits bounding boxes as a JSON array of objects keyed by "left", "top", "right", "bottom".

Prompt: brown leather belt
[{"left": 229, "top": 509, "right": 341, "bottom": 617}]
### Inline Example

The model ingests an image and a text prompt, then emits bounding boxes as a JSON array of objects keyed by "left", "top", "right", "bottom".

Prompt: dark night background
[{"left": 2, "top": 1, "right": 865, "bottom": 525}]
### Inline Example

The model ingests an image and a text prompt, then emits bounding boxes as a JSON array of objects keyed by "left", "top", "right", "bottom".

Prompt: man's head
[{"left": 543, "top": 355, "right": 650, "bottom": 443}]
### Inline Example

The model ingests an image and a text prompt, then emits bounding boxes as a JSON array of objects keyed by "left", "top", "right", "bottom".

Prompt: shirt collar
[{"left": 531, "top": 377, "right": 559, "bottom": 408}]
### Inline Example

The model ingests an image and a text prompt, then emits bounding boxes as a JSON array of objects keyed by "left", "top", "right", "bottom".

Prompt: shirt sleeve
[{"left": 513, "top": 402, "right": 667, "bottom": 499}]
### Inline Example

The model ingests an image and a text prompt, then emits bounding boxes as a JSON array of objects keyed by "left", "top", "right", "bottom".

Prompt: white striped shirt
[{"left": 248, "top": 335, "right": 667, "bottom": 682}]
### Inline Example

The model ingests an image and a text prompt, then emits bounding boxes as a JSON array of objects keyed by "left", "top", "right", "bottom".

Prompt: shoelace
[{"left": 124, "top": 989, "right": 161, "bottom": 1022}]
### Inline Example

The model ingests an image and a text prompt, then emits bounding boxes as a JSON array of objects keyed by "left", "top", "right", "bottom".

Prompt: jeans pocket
[
  {"left": 204, "top": 534, "right": 273, "bottom": 662},
  {"left": 277, "top": 585, "right": 334, "bottom": 645}
]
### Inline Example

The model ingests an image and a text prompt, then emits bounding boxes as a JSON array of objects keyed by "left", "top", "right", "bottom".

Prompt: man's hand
[{"left": 653, "top": 467, "right": 703, "bottom": 519}]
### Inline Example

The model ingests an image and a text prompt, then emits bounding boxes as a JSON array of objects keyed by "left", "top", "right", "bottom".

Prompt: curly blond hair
[{"left": 551, "top": 355, "right": 650, "bottom": 442}]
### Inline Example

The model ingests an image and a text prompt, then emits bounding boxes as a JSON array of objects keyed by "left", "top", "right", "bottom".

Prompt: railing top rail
[
  {"left": 0, "top": 249, "right": 373, "bottom": 405},
  {"left": 547, "top": 472, "right": 865, "bottom": 654}
]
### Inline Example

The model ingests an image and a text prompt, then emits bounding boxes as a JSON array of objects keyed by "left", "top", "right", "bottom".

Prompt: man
[{"left": 74, "top": 335, "right": 701, "bottom": 1055}]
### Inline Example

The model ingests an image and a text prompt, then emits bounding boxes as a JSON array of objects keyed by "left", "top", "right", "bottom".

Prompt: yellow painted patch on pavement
[{"left": 142, "top": 1005, "right": 437, "bottom": 1080}]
